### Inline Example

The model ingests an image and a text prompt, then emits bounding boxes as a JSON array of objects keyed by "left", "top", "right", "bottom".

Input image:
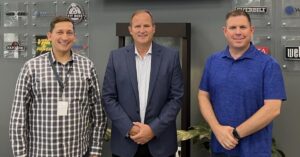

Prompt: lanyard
[{"left": 48, "top": 53, "right": 72, "bottom": 98}]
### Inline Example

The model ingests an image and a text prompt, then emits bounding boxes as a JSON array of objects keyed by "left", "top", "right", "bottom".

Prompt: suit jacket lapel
[
  {"left": 126, "top": 45, "right": 140, "bottom": 108},
  {"left": 148, "top": 43, "right": 162, "bottom": 103}
]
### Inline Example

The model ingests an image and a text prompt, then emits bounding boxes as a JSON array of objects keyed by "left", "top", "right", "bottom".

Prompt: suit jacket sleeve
[
  {"left": 102, "top": 52, "right": 133, "bottom": 137},
  {"left": 149, "top": 51, "right": 184, "bottom": 137}
]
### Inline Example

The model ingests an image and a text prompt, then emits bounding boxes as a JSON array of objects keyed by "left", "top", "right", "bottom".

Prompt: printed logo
[
  {"left": 5, "top": 11, "right": 27, "bottom": 17},
  {"left": 256, "top": 46, "right": 270, "bottom": 54},
  {"left": 284, "top": 6, "right": 300, "bottom": 15},
  {"left": 33, "top": 11, "right": 56, "bottom": 17},
  {"left": 285, "top": 47, "right": 300, "bottom": 60},
  {"left": 35, "top": 35, "right": 52, "bottom": 56},
  {"left": 236, "top": 7, "right": 268, "bottom": 14},
  {"left": 6, "top": 41, "right": 25, "bottom": 51},
  {"left": 67, "top": 3, "right": 85, "bottom": 24}
]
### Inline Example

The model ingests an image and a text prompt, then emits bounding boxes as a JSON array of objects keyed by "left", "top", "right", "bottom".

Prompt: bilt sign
[
  {"left": 286, "top": 46, "right": 300, "bottom": 60},
  {"left": 236, "top": 7, "right": 268, "bottom": 14}
]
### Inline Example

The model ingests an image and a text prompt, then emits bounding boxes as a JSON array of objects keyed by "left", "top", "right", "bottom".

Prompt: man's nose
[
  {"left": 62, "top": 33, "right": 70, "bottom": 39},
  {"left": 139, "top": 26, "right": 147, "bottom": 32},
  {"left": 235, "top": 28, "right": 242, "bottom": 34}
]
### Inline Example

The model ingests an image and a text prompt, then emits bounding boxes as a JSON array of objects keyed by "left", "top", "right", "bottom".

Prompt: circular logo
[
  {"left": 285, "top": 6, "right": 295, "bottom": 15},
  {"left": 67, "top": 3, "right": 85, "bottom": 24}
]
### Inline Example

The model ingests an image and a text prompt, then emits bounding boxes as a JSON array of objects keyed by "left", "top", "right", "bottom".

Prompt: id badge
[{"left": 57, "top": 100, "right": 69, "bottom": 116}]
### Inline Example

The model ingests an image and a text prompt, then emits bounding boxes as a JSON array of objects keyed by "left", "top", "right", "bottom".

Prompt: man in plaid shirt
[{"left": 9, "top": 16, "right": 107, "bottom": 157}]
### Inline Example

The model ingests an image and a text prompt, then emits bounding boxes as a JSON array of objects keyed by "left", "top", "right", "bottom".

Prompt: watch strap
[{"left": 233, "top": 128, "right": 241, "bottom": 140}]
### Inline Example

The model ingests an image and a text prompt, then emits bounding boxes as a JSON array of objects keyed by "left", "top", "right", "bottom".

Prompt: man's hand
[
  {"left": 213, "top": 125, "right": 239, "bottom": 150},
  {"left": 130, "top": 122, "right": 154, "bottom": 145},
  {"left": 129, "top": 125, "right": 140, "bottom": 136}
]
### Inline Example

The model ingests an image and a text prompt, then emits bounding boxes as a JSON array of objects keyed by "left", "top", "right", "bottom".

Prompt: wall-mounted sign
[
  {"left": 66, "top": 3, "right": 85, "bottom": 24},
  {"left": 3, "top": 33, "right": 27, "bottom": 59},
  {"left": 31, "top": 1, "right": 57, "bottom": 27},
  {"left": 286, "top": 46, "right": 300, "bottom": 60},
  {"left": 4, "top": 10, "right": 29, "bottom": 27},
  {"left": 233, "top": 0, "right": 272, "bottom": 28},
  {"left": 236, "top": 7, "right": 268, "bottom": 14},
  {"left": 3, "top": 2, "right": 29, "bottom": 27},
  {"left": 284, "top": 6, "right": 300, "bottom": 16},
  {"left": 35, "top": 35, "right": 51, "bottom": 56},
  {"left": 32, "top": 11, "right": 56, "bottom": 18}
]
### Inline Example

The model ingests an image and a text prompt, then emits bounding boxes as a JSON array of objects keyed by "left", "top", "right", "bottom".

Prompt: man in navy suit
[{"left": 102, "top": 10, "right": 184, "bottom": 157}]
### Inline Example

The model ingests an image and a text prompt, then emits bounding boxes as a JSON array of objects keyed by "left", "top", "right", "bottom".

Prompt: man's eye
[{"left": 67, "top": 32, "right": 74, "bottom": 35}]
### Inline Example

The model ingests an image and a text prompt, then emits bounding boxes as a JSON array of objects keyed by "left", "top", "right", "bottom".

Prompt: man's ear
[
  {"left": 223, "top": 26, "right": 227, "bottom": 36},
  {"left": 251, "top": 25, "right": 255, "bottom": 33},
  {"left": 47, "top": 32, "right": 52, "bottom": 41},
  {"left": 128, "top": 26, "right": 132, "bottom": 35}
]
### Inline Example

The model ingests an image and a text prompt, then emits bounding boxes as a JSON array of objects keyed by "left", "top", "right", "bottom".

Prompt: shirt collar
[
  {"left": 134, "top": 43, "right": 152, "bottom": 58},
  {"left": 221, "top": 42, "right": 256, "bottom": 60},
  {"left": 49, "top": 50, "right": 74, "bottom": 64}
]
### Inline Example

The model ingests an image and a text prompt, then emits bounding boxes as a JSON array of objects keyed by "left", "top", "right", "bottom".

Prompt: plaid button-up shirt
[{"left": 9, "top": 52, "right": 107, "bottom": 157}]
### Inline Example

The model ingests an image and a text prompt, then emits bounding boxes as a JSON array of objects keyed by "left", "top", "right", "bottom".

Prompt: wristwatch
[{"left": 232, "top": 128, "right": 241, "bottom": 140}]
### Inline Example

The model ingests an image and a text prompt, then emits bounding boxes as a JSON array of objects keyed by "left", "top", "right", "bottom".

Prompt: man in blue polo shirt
[{"left": 198, "top": 10, "right": 286, "bottom": 157}]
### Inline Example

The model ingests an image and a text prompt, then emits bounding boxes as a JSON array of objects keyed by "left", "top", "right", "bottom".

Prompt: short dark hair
[
  {"left": 225, "top": 9, "right": 251, "bottom": 26},
  {"left": 49, "top": 16, "right": 75, "bottom": 32},
  {"left": 129, "top": 9, "right": 155, "bottom": 26}
]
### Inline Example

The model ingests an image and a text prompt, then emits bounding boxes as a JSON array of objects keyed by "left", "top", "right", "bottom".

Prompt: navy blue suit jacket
[{"left": 102, "top": 42, "right": 184, "bottom": 157}]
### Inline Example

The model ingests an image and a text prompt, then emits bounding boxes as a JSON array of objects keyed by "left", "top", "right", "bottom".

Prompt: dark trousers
[
  {"left": 211, "top": 153, "right": 239, "bottom": 157},
  {"left": 112, "top": 144, "right": 175, "bottom": 157}
]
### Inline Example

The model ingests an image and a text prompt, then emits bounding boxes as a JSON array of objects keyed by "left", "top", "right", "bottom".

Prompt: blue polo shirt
[{"left": 199, "top": 44, "right": 286, "bottom": 157}]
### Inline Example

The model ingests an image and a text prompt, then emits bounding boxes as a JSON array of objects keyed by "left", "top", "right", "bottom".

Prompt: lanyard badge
[{"left": 48, "top": 53, "right": 72, "bottom": 116}]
